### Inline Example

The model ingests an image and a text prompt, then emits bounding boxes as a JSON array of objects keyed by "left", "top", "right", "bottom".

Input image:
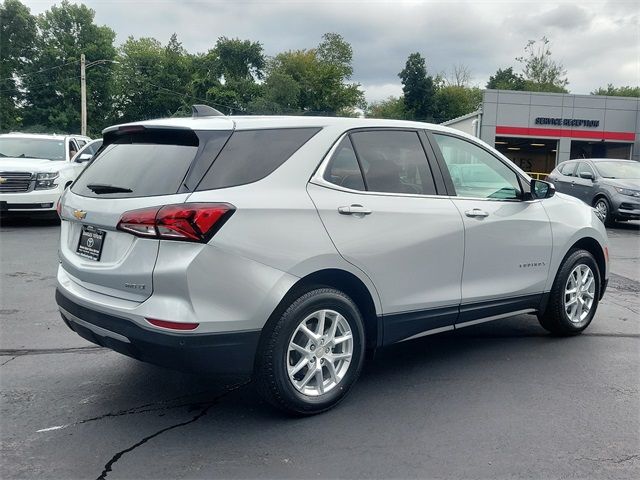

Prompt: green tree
[
  {"left": 188, "top": 36, "right": 265, "bottom": 113},
  {"left": 248, "top": 71, "right": 300, "bottom": 114},
  {"left": 434, "top": 85, "right": 482, "bottom": 122},
  {"left": 366, "top": 96, "right": 406, "bottom": 119},
  {"left": 113, "top": 35, "right": 192, "bottom": 122},
  {"left": 0, "top": 0, "right": 37, "bottom": 131},
  {"left": 264, "top": 33, "right": 364, "bottom": 115},
  {"left": 486, "top": 67, "right": 526, "bottom": 91},
  {"left": 591, "top": 84, "right": 640, "bottom": 97},
  {"left": 22, "top": 0, "right": 116, "bottom": 134},
  {"left": 516, "top": 37, "right": 568, "bottom": 93},
  {"left": 399, "top": 52, "right": 436, "bottom": 121}
]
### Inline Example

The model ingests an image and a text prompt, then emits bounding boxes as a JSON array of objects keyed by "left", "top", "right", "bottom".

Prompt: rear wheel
[
  {"left": 538, "top": 249, "right": 600, "bottom": 335},
  {"left": 255, "top": 288, "right": 365, "bottom": 415}
]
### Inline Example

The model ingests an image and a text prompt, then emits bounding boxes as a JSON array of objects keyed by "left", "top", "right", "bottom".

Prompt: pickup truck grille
[{"left": 0, "top": 172, "right": 34, "bottom": 193}]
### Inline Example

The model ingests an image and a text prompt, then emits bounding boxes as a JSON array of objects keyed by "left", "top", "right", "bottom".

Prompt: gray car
[
  {"left": 547, "top": 159, "right": 640, "bottom": 224},
  {"left": 56, "top": 110, "right": 609, "bottom": 415}
]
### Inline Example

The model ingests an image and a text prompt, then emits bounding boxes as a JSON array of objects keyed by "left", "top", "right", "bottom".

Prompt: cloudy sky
[{"left": 23, "top": 0, "right": 640, "bottom": 102}]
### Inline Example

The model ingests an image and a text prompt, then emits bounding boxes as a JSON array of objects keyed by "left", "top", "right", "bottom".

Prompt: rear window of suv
[
  {"left": 196, "top": 127, "right": 321, "bottom": 191},
  {"left": 72, "top": 129, "right": 205, "bottom": 199}
]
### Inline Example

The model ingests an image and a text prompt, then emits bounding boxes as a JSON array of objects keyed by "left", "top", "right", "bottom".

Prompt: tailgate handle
[{"left": 338, "top": 204, "right": 372, "bottom": 215}]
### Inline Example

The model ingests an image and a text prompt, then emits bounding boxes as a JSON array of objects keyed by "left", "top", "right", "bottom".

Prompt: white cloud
[
  {"left": 361, "top": 83, "right": 404, "bottom": 103},
  {"left": 22, "top": 0, "right": 640, "bottom": 95}
]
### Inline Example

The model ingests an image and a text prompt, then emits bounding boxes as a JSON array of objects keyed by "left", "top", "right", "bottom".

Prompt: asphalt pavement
[{"left": 1, "top": 216, "right": 638, "bottom": 479}]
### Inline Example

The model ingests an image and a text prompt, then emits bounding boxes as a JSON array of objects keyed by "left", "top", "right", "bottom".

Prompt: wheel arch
[
  {"left": 592, "top": 192, "right": 611, "bottom": 207},
  {"left": 263, "top": 268, "right": 381, "bottom": 350},
  {"left": 567, "top": 236, "right": 607, "bottom": 295}
]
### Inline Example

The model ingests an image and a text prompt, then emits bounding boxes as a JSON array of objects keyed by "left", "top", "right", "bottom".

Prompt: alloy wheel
[
  {"left": 286, "top": 309, "right": 353, "bottom": 396},
  {"left": 564, "top": 264, "right": 596, "bottom": 324},
  {"left": 594, "top": 200, "right": 608, "bottom": 222}
]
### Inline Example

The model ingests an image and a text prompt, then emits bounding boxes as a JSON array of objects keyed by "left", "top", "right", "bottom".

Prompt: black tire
[
  {"left": 593, "top": 197, "right": 613, "bottom": 225},
  {"left": 538, "top": 249, "right": 601, "bottom": 336},
  {"left": 254, "top": 288, "right": 366, "bottom": 415}
]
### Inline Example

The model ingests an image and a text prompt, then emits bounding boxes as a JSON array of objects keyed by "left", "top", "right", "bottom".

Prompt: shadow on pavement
[
  {"left": 609, "top": 220, "right": 640, "bottom": 232},
  {"left": 0, "top": 214, "right": 60, "bottom": 228}
]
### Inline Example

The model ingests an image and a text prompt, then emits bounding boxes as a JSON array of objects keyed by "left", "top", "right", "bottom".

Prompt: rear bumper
[{"left": 56, "top": 289, "right": 261, "bottom": 375}]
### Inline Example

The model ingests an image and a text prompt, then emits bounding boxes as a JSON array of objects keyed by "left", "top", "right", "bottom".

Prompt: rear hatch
[{"left": 59, "top": 126, "right": 231, "bottom": 302}]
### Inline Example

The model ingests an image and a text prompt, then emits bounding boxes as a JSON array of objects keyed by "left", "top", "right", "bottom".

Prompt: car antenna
[{"left": 192, "top": 104, "right": 225, "bottom": 118}]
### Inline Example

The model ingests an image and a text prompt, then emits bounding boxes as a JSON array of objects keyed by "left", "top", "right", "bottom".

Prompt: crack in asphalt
[
  {"left": 0, "top": 356, "right": 17, "bottom": 367},
  {"left": 36, "top": 387, "right": 242, "bottom": 433},
  {"left": 0, "top": 346, "right": 105, "bottom": 356},
  {"left": 95, "top": 380, "right": 250, "bottom": 480},
  {"left": 577, "top": 453, "right": 640, "bottom": 464}
]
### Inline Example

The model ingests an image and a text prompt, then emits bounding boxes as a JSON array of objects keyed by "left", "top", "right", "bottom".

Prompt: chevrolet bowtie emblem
[
  {"left": 73, "top": 209, "right": 87, "bottom": 220},
  {"left": 0, "top": 177, "right": 7, "bottom": 184}
]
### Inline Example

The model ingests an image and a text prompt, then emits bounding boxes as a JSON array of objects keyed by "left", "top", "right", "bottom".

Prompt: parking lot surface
[{"left": 1, "top": 217, "right": 639, "bottom": 479}]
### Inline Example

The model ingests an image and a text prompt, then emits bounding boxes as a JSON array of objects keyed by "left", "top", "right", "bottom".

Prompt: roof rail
[{"left": 192, "top": 104, "right": 225, "bottom": 118}]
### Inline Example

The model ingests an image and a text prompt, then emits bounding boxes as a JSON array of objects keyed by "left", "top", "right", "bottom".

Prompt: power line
[
  {"left": 0, "top": 59, "right": 80, "bottom": 82},
  {"left": 0, "top": 73, "right": 81, "bottom": 94}
]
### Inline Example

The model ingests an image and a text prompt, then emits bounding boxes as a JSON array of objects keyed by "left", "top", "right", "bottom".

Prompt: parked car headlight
[
  {"left": 35, "top": 171, "right": 59, "bottom": 190},
  {"left": 614, "top": 187, "right": 640, "bottom": 197}
]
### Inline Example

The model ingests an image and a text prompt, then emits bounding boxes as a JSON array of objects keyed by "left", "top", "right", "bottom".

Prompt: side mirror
[
  {"left": 579, "top": 171, "right": 594, "bottom": 180},
  {"left": 76, "top": 153, "right": 92, "bottom": 163},
  {"left": 530, "top": 179, "right": 555, "bottom": 199}
]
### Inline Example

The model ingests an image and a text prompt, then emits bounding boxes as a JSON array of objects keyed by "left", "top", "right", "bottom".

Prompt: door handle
[
  {"left": 338, "top": 204, "right": 372, "bottom": 215},
  {"left": 464, "top": 208, "right": 489, "bottom": 218}
]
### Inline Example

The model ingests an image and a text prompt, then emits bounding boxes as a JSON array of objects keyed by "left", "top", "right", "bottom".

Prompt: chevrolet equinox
[{"left": 56, "top": 107, "right": 609, "bottom": 415}]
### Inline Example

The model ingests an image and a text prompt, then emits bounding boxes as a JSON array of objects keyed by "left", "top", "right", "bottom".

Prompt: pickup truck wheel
[
  {"left": 255, "top": 288, "right": 365, "bottom": 416},
  {"left": 538, "top": 249, "right": 601, "bottom": 336}
]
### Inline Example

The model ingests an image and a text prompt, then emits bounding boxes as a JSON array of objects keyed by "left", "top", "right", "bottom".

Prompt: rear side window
[
  {"left": 72, "top": 129, "right": 199, "bottom": 198},
  {"left": 350, "top": 130, "right": 436, "bottom": 195},
  {"left": 324, "top": 137, "right": 365, "bottom": 191},
  {"left": 197, "top": 128, "right": 320, "bottom": 191}
]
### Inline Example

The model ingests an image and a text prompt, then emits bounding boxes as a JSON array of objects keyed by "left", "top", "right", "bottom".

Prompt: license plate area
[{"left": 76, "top": 225, "right": 106, "bottom": 261}]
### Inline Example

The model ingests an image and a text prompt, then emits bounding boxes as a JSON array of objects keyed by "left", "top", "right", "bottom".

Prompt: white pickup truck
[{"left": 0, "top": 133, "right": 99, "bottom": 217}]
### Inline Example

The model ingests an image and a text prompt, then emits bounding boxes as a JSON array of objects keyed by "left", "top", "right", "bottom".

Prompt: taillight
[{"left": 116, "top": 203, "right": 235, "bottom": 242}]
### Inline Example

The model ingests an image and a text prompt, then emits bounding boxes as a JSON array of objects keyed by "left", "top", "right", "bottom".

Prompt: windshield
[
  {"left": 594, "top": 161, "right": 640, "bottom": 179},
  {"left": 0, "top": 137, "right": 66, "bottom": 160}
]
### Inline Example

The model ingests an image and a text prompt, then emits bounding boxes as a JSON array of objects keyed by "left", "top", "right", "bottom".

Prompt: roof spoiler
[{"left": 192, "top": 104, "right": 225, "bottom": 118}]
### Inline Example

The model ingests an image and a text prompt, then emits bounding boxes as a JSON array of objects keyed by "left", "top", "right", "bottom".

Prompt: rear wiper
[{"left": 86, "top": 183, "right": 133, "bottom": 194}]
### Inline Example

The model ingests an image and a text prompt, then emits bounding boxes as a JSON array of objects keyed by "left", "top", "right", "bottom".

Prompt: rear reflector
[
  {"left": 146, "top": 318, "right": 199, "bottom": 331},
  {"left": 117, "top": 203, "right": 235, "bottom": 242}
]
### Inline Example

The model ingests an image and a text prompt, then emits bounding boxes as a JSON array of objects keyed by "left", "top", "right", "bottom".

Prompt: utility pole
[{"left": 80, "top": 54, "right": 87, "bottom": 136}]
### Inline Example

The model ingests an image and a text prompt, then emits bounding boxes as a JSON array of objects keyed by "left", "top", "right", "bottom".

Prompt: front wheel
[
  {"left": 594, "top": 197, "right": 612, "bottom": 225},
  {"left": 255, "top": 288, "right": 366, "bottom": 415},
  {"left": 538, "top": 249, "right": 601, "bottom": 336}
]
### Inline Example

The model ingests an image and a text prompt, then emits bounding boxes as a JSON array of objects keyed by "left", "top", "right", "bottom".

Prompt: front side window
[
  {"left": 432, "top": 133, "right": 522, "bottom": 200},
  {"left": 324, "top": 136, "right": 365, "bottom": 191},
  {"left": 577, "top": 162, "right": 595, "bottom": 178},
  {"left": 349, "top": 130, "right": 436, "bottom": 195}
]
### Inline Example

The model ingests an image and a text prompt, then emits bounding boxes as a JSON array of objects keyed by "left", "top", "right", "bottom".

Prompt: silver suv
[{"left": 56, "top": 109, "right": 609, "bottom": 415}]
